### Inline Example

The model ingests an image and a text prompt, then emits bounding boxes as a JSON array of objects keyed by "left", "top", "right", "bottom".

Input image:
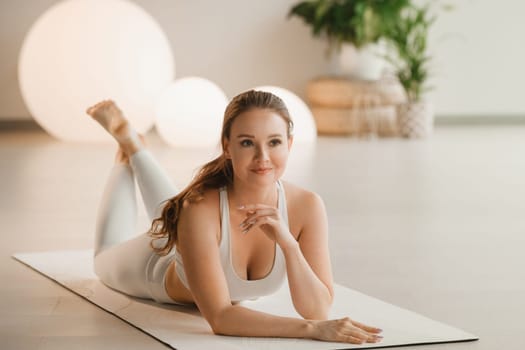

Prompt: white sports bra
[{"left": 173, "top": 181, "right": 288, "bottom": 302}]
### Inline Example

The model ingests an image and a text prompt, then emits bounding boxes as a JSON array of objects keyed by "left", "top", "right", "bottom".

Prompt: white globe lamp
[
  {"left": 155, "top": 77, "right": 228, "bottom": 148},
  {"left": 18, "top": 0, "right": 174, "bottom": 142},
  {"left": 254, "top": 86, "right": 317, "bottom": 143}
]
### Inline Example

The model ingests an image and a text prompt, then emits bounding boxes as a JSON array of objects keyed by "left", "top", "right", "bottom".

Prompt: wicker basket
[
  {"left": 306, "top": 77, "right": 406, "bottom": 108},
  {"left": 306, "top": 77, "right": 406, "bottom": 136},
  {"left": 397, "top": 101, "right": 434, "bottom": 138},
  {"left": 311, "top": 105, "right": 398, "bottom": 137}
]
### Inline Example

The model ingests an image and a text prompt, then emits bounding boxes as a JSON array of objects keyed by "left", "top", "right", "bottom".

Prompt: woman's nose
[{"left": 255, "top": 145, "right": 269, "bottom": 161}]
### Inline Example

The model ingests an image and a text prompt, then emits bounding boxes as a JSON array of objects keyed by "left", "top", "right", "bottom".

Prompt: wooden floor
[{"left": 1, "top": 126, "right": 524, "bottom": 349}]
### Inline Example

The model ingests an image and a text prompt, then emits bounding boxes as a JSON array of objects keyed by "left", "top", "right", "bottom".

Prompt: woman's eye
[
  {"left": 269, "top": 139, "right": 282, "bottom": 147},
  {"left": 240, "top": 139, "right": 253, "bottom": 147}
]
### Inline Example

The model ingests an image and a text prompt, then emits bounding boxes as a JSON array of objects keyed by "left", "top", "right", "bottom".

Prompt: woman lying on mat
[{"left": 87, "top": 90, "right": 382, "bottom": 344}]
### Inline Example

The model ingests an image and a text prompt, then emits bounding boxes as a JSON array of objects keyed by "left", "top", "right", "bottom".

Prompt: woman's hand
[
  {"left": 238, "top": 204, "right": 296, "bottom": 249},
  {"left": 310, "top": 317, "right": 383, "bottom": 344}
]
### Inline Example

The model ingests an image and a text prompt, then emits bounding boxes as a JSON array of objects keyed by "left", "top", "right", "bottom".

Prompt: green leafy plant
[
  {"left": 384, "top": 3, "right": 436, "bottom": 102},
  {"left": 289, "top": 1, "right": 449, "bottom": 102},
  {"left": 288, "top": 0, "right": 410, "bottom": 53}
]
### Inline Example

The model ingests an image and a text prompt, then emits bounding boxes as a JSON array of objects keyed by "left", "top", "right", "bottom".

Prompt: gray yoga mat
[{"left": 13, "top": 250, "right": 478, "bottom": 349}]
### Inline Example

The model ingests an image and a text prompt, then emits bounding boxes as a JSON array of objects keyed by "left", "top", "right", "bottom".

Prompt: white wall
[
  {"left": 0, "top": 0, "right": 331, "bottom": 121},
  {"left": 1, "top": 0, "right": 524, "bottom": 120},
  {"left": 428, "top": 0, "right": 525, "bottom": 116}
]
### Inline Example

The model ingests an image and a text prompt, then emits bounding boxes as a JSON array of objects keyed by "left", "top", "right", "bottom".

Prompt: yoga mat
[{"left": 13, "top": 250, "right": 477, "bottom": 349}]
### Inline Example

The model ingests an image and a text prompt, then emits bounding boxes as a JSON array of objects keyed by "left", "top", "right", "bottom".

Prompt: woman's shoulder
[
  {"left": 281, "top": 180, "right": 326, "bottom": 234},
  {"left": 179, "top": 188, "right": 221, "bottom": 226},
  {"left": 281, "top": 180, "right": 324, "bottom": 207},
  {"left": 280, "top": 181, "right": 326, "bottom": 238},
  {"left": 178, "top": 188, "right": 222, "bottom": 242},
  {"left": 181, "top": 187, "right": 221, "bottom": 214}
]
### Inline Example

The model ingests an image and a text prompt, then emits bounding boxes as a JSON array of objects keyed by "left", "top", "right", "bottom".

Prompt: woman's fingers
[
  {"left": 238, "top": 207, "right": 278, "bottom": 233},
  {"left": 240, "top": 214, "right": 276, "bottom": 233},
  {"left": 313, "top": 318, "right": 383, "bottom": 344},
  {"left": 339, "top": 318, "right": 382, "bottom": 343},
  {"left": 345, "top": 326, "right": 381, "bottom": 343},
  {"left": 239, "top": 208, "right": 276, "bottom": 224},
  {"left": 340, "top": 335, "right": 365, "bottom": 344},
  {"left": 351, "top": 320, "right": 383, "bottom": 334},
  {"left": 344, "top": 329, "right": 382, "bottom": 344},
  {"left": 237, "top": 203, "right": 273, "bottom": 211}
]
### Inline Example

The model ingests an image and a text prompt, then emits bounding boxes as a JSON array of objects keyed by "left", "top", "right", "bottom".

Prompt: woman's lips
[{"left": 251, "top": 168, "right": 272, "bottom": 174}]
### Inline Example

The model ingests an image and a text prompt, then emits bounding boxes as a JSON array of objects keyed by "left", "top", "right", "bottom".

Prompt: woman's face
[{"left": 225, "top": 108, "right": 292, "bottom": 187}]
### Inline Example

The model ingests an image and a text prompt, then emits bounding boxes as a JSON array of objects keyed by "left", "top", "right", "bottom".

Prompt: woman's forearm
[
  {"left": 281, "top": 240, "right": 333, "bottom": 319},
  {"left": 212, "top": 304, "right": 315, "bottom": 338}
]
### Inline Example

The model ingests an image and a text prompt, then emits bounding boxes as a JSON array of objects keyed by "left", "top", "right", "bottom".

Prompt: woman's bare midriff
[{"left": 164, "top": 260, "right": 195, "bottom": 304}]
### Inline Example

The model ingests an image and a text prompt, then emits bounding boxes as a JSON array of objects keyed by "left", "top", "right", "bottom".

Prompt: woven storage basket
[
  {"left": 306, "top": 77, "right": 406, "bottom": 108},
  {"left": 311, "top": 105, "right": 398, "bottom": 137},
  {"left": 397, "top": 101, "right": 433, "bottom": 138}
]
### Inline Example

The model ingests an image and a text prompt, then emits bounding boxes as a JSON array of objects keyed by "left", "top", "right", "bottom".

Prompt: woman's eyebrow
[{"left": 236, "top": 133, "right": 284, "bottom": 139}]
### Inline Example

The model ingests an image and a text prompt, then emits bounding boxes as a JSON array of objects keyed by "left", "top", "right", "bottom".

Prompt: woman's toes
[
  {"left": 86, "top": 100, "right": 117, "bottom": 117},
  {"left": 86, "top": 105, "right": 95, "bottom": 116}
]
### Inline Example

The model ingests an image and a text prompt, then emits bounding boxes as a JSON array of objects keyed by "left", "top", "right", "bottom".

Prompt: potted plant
[
  {"left": 288, "top": 0, "right": 410, "bottom": 80},
  {"left": 383, "top": 3, "right": 437, "bottom": 138}
]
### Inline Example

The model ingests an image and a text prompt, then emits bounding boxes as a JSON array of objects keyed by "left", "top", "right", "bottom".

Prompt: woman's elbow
[
  {"left": 209, "top": 314, "right": 225, "bottom": 335},
  {"left": 211, "top": 325, "right": 225, "bottom": 336},
  {"left": 208, "top": 307, "right": 232, "bottom": 335}
]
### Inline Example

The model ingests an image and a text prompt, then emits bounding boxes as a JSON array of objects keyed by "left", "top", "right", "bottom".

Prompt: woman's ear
[{"left": 287, "top": 135, "right": 294, "bottom": 150}]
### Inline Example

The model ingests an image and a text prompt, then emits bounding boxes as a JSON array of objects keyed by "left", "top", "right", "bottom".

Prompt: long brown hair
[{"left": 149, "top": 89, "right": 294, "bottom": 255}]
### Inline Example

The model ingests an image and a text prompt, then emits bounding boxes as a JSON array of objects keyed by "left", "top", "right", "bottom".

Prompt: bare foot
[
  {"left": 86, "top": 100, "right": 130, "bottom": 141},
  {"left": 86, "top": 100, "right": 142, "bottom": 155}
]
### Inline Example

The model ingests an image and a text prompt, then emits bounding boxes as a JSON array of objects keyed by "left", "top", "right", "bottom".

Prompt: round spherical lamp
[
  {"left": 254, "top": 86, "right": 317, "bottom": 142},
  {"left": 155, "top": 77, "right": 228, "bottom": 148},
  {"left": 18, "top": 0, "right": 174, "bottom": 142}
]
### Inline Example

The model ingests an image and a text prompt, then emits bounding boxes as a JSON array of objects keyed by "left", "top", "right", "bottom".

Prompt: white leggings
[{"left": 93, "top": 149, "right": 179, "bottom": 303}]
